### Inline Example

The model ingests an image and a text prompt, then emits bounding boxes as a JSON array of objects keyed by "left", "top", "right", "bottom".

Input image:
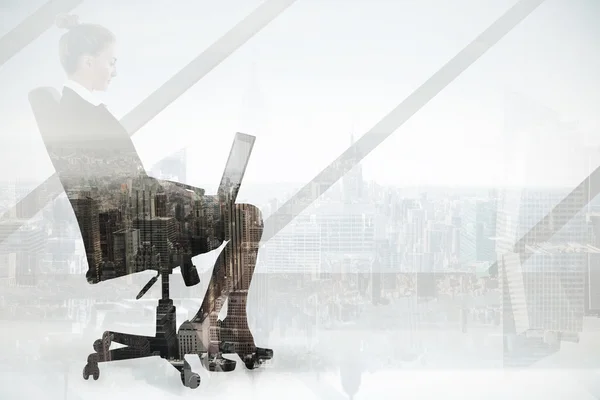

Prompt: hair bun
[{"left": 55, "top": 13, "right": 79, "bottom": 30}]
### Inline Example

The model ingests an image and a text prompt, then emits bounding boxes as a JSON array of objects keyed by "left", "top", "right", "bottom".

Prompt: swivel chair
[{"left": 29, "top": 87, "right": 201, "bottom": 388}]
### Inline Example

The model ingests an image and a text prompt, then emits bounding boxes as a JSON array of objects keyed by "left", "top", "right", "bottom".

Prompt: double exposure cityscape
[{"left": 2, "top": 1, "right": 600, "bottom": 399}]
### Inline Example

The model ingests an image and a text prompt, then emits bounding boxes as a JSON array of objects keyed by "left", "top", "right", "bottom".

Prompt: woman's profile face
[{"left": 87, "top": 42, "right": 117, "bottom": 92}]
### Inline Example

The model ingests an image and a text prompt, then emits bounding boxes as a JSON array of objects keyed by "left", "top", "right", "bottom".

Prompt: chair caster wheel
[
  {"left": 87, "top": 353, "right": 100, "bottom": 364},
  {"left": 183, "top": 373, "right": 201, "bottom": 389},
  {"left": 93, "top": 339, "right": 103, "bottom": 352},
  {"left": 83, "top": 363, "right": 100, "bottom": 381},
  {"left": 242, "top": 354, "right": 261, "bottom": 370},
  {"left": 221, "top": 362, "right": 236, "bottom": 372}
]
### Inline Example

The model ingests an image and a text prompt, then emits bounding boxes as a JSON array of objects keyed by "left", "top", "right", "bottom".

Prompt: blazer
[
  {"left": 44, "top": 87, "right": 207, "bottom": 285},
  {"left": 46, "top": 87, "right": 147, "bottom": 188},
  {"left": 40, "top": 88, "right": 145, "bottom": 283}
]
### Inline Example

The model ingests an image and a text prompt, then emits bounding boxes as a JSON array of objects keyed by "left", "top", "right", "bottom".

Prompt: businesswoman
[{"left": 49, "top": 14, "right": 272, "bottom": 372}]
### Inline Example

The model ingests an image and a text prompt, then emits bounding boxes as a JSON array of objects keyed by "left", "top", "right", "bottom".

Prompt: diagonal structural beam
[
  {"left": 0, "top": 0, "right": 83, "bottom": 66},
  {"left": 0, "top": 0, "right": 298, "bottom": 243},
  {"left": 488, "top": 166, "right": 600, "bottom": 276},
  {"left": 261, "top": 0, "right": 547, "bottom": 243},
  {"left": 512, "top": 174, "right": 592, "bottom": 254}
]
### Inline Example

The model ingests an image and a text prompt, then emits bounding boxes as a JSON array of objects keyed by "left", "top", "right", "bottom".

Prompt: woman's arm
[
  {"left": 158, "top": 179, "right": 205, "bottom": 198},
  {"left": 152, "top": 179, "right": 208, "bottom": 208}
]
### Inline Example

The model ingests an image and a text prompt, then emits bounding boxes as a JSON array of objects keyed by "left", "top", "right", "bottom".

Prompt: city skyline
[{"left": 4, "top": 165, "right": 600, "bottom": 397}]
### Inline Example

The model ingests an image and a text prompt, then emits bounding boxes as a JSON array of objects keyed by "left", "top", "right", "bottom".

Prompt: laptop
[{"left": 217, "top": 132, "right": 255, "bottom": 203}]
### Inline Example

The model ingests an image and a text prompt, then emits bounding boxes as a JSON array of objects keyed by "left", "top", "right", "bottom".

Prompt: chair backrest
[{"left": 28, "top": 87, "right": 62, "bottom": 146}]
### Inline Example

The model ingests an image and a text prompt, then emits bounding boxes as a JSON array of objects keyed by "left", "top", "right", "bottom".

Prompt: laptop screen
[{"left": 218, "top": 132, "right": 255, "bottom": 202}]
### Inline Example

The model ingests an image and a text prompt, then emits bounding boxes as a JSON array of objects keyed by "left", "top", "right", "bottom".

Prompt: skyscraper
[
  {"left": 132, "top": 217, "right": 177, "bottom": 267},
  {"left": 99, "top": 209, "right": 121, "bottom": 262},
  {"left": 70, "top": 194, "right": 102, "bottom": 283},
  {"left": 502, "top": 244, "right": 587, "bottom": 336},
  {"left": 113, "top": 228, "right": 140, "bottom": 275},
  {"left": 155, "top": 193, "right": 168, "bottom": 217},
  {"left": 263, "top": 215, "right": 321, "bottom": 274}
]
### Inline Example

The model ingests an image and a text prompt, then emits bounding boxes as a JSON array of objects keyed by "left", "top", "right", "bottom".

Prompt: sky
[{"left": 1, "top": 0, "right": 599, "bottom": 193}]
